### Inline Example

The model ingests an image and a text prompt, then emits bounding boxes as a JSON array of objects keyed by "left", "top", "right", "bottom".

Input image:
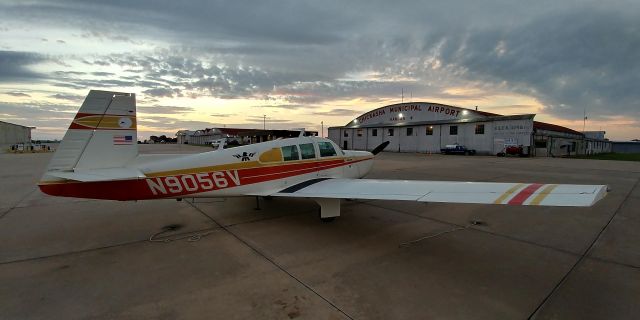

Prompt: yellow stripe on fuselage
[
  {"left": 493, "top": 183, "right": 525, "bottom": 204},
  {"left": 529, "top": 184, "right": 558, "bottom": 205}
]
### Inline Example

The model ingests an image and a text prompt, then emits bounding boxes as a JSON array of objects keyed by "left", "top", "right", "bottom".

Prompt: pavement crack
[
  {"left": 185, "top": 200, "right": 355, "bottom": 320},
  {"left": 0, "top": 188, "right": 38, "bottom": 220},
  {"left": 527, "top": 177, "right": 640, "bottom": 319},
  {"left": 0, "top": 227, "right": 220, "bottom": 265}
]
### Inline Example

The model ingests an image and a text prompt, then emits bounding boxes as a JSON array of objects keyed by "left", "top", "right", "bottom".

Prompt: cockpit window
[
  {"left": 299, "top": 143, "right": 316, "bottom": 159},
  {"left": 318, "top": 141, "right": 337, "bottom": 157},
  {"left": 281, "top": 145, "right": 300, "bottom": 161}
]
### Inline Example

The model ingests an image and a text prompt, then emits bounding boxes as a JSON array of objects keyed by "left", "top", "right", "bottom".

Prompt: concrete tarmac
[{"left": 1, "top": 145, "right": 638, "bottom": 319}]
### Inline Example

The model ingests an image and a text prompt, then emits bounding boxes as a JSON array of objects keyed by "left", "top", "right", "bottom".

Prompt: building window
[
  {"left": 281, "top": 145, "right": 300, "bottom": 161},
  {"left": 343, "top": 131, "right": 348, "bottom": 137},
  {"left": 449, "top": 126, "right": 458, "bottom": 135},
  {"left": 299, "top": 143, "right": 316, "bottom": 159},
  {"left": 318, "top": 142, "right": 337, "bottom": 157},
  {"left": 475, "top": 124, "right": 485, "bottom": 134},
  {"left": 388, "top": 128, "right": 394, "bottom": 136},
  {"left": 357, "top": 129, "right": 363, "bottom": 137},
  {"left": 426, "top": 126, "right": 433, "bottom": 135},
  {"left": 534, "top": 141, "right": 547, "bottom": 148},
  {"left": 406, "top": 127, "right": 413, "bottom": 136},
  {"left": 372, "top": 129, "right": 378, "bottom": 136}
]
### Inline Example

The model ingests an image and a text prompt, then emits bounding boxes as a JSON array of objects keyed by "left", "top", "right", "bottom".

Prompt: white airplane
[{"left": 39, "top": 90, "right": 608, "bottom": 221}]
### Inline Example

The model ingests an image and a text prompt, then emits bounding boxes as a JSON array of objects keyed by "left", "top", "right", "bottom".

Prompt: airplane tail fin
[{"left": 46, "top": 90, "right": 138, "bottom": 173}]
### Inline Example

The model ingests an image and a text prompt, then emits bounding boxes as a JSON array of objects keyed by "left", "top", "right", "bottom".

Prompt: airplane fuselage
[{"left": 39, "top": 136, "right": 374, "bottom": 201}]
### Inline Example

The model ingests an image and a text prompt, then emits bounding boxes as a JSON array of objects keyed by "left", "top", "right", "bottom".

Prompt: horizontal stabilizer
[{"left": 44, "top": 168, "right": 145, "bottom": 182}]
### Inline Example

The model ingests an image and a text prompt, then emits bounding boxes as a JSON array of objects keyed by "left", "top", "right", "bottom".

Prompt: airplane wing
[{"left": 273, "top": 178, "right": 608, "bottom": 206}]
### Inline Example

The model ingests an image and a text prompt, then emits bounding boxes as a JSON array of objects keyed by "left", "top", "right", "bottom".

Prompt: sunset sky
[{"left": 1, "top": 0, "right": 638, "bottom": 140}]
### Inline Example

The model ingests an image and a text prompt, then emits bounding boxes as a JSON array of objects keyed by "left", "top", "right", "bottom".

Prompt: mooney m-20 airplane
[{"left": 39, "top": 91, "right": 608, "bottom": 221}]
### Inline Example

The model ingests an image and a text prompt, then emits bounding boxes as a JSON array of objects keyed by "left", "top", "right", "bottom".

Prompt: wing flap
[{"left": 273, "top": 179, "right": 607, "bottom": 207}]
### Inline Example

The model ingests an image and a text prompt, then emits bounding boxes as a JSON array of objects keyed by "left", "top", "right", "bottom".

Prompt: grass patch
[{"left": 573, "top": 153, "right": 640, "bottom": 162}]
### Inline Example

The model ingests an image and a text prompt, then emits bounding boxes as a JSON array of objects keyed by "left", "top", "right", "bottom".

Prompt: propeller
[{"left": 371, "top": 141, "right": 390, "bottom": 155}]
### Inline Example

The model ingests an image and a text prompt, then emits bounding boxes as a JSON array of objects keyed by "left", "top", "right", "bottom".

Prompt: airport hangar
[
  {"left": 0, "top": 120, "right": 34, "bottom": 153},
  {"left": 328, "top": 102, "right": 612, "bottom": 156}
]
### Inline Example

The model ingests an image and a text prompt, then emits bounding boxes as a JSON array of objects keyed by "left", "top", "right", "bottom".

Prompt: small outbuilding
[{"left": 1, "top": 120, "right": 34, "bottom": 153}]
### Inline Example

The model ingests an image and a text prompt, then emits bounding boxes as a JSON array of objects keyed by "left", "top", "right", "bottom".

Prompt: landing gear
[
  {"left": 320, "top": 217, "right": 336, "bottom": 223},
  {"left": 315, "top": 198, "right": 341, "bottom": 222}
]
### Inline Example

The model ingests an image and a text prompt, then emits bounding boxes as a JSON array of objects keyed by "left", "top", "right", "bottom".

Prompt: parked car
[{"left": 441, "top": 144, "right": 476, "bottom": 155}]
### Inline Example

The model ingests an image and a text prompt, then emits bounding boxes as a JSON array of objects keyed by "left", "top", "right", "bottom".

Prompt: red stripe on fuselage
[
  {"left": 39, "top": 157, "right": 369, "bottom": 201},
  {"left": 507, "top": 183, "right": 543, "bottom": 205}
]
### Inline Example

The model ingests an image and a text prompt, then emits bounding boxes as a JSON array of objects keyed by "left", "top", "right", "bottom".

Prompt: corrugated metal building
[
  {"left": 612, "top": 141, "right": 640, "bottom": 153},
  {"left": 328, "top": 102, "right": 611, "bottom": 156},
  {"left": 1, "top": 120, "right": 33, "bottom": 152}
]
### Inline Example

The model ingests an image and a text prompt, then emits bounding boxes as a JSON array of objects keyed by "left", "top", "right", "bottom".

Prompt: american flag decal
[{"left": 113, "top": 135, "right": 133, "bottom": 145}]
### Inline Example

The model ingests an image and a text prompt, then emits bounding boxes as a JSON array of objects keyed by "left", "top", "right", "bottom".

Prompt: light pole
[
  {"left": 263, "top": 115, "right": 266, "bottom": 130},
  {"left": 321, "top": 121, "right": 323, "bottom": 138}
]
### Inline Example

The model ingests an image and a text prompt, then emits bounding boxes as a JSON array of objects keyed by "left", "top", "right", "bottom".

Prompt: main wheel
[{"left": 320, "top": 217, "right": 336, "bottom": 223}]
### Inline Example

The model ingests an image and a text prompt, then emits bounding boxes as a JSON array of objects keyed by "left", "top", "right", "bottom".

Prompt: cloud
[
  {"left": 49, "top": 93, "right": 84, "bottom": 102},
  {"left": 138, "top": 105, "right": 195, "bottom": 114},
  {"left": 210, "top": 113, "right": 234, "bottom": 117},
  {"left": 0, "top": 1, "right": 639, "bottom": 139},
  {"left": 250, "top": 104, "right": 304, "bottom": 110},
  {"left": 436, "top": 8, "right": 640, "bottom": 120},
  {"left": 311, "top": 108, "right": 358, "bottom": 117},
  {"left": 142, "top": 87, "right": 180, "bottom": 98},
  {"left": 0, "top": 51, "right": 47, "bottom": 83},
  {"left": 5, "top": 91, "right": 31, "bottom": 97}
]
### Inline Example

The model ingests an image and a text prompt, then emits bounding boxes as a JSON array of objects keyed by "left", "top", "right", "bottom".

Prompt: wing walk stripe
[
  {"left": 508, "top": 183, "right": 544, "bottom": 205},
  {"left": 493, "top": 183, "right": 525, "bottom": 204},
  {"left": 529, "top": 184, "right": 558, "bottom": 205},
  {"left": 279, "top": 178, "right": 332, "bottom": 193}
]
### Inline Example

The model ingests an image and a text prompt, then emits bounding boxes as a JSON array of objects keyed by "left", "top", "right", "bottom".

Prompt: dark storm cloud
[
  {"left": 1, "top": 1, "right": 638, "bottom": 122},
  {"left": 442, "top": 9, "right": 640, "bottom": 119},
  {"left": 0, "top": 51, "right": 48, "bottom": 83}
]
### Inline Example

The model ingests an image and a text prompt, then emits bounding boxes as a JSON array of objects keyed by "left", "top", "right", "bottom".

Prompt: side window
[
  {"left": 372, "top": 129, "right": 378, "bottom": 136},
  {"left": 299, "top": 143, "right": 316, "bottom": 159},
  {"left": 318, "top": 141, "right": 337, "bottom": 157},
  {"left": 281, "top": 145, "right": 300, "bottom": 161},
  {"left": 450, "top": 126, "right": 458, "bottom": 135},
  {"left": 388, "top": 128, "right": 394, "bottom": 136},
  {"left": 406, "top": 127, "right": 413, "bottom": 136},
  {"left": 426, "top": 126, "right": 433, "bottom": 135}
]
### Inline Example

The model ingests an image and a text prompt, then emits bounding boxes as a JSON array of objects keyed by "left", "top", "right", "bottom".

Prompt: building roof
[
  {"left": 331, "top": 114, "right": 535, "bottom": 129},
  {"left": 0, "top": 120, "right": 35, "bottom": 129},
  {"left": 533, "top": 121, "right": 584, "bottom": 136},
  {"left": 177, "top": 127, "right": 317, "bottom": 137}
]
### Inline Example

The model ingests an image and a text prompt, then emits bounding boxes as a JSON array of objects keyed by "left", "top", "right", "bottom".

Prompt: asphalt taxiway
[{"left": 1, "top": 144, "right": 638, "bottom": 319}]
